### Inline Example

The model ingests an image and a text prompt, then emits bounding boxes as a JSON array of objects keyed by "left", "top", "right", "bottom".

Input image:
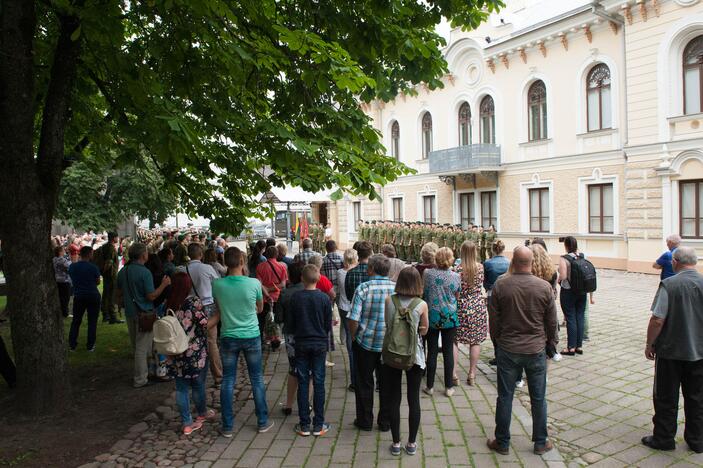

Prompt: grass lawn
[{"left": 0, "top": 285, "right": 132, "bottom": 379}]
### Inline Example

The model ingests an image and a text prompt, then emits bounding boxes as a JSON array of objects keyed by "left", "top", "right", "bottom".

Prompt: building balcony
[{"left": 428, "top": 144, "right": 502, "bottom": 175}]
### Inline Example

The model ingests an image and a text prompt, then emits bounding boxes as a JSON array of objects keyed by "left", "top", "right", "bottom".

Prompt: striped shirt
[{"left": 348, "top": 276, "right": 396, "bottom": 352}]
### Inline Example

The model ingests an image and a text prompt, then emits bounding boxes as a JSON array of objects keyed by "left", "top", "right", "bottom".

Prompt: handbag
[{"left": 125, "top": 265, "right": 156, "bottom": 332}]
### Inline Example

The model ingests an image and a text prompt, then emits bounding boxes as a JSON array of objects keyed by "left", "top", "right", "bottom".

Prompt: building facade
[{"left": 325, "top": 0, "right": 703, "bottom": 272}]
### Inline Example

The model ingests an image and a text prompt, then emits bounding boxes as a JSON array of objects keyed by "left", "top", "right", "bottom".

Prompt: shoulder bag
[{"left": 126, "top": 265, "right": 156, "bottom": 332}]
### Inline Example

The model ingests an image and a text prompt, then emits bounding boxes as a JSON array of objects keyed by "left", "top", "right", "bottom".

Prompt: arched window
[
  {"left": 421, "top": 112, "right": 433, "bottom": 159},
  {"left": 391, "top": 121, "right": 400, "bottom": 160},
  {"left": 528, "top": 80, "right": 547, "bottom": 141},
  {"left": 587, "top": 64, "right": 612, "bottom": 131},
  {"left": 479, "top": 96, "right": 495, "bottom": 144},
  {"left": 458, "top": 102, "right": 471, "bottom": 146},
  {"left": 684, "top": 36, "right": 703, "bottom": 115}
]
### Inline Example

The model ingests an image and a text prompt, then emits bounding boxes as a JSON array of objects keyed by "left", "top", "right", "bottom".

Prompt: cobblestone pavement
[{"left": 90, "top": 269, "right": 703, "bottom": 467}]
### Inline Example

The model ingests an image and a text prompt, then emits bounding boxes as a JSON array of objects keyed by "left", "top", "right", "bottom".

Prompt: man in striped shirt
[{"left": 348, "top": 254, "right": 395, "bottom": 432}]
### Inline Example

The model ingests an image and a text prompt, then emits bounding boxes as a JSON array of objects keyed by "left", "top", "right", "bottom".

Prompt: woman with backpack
[
  {"left": 558, "top": 236, "right": 595, "bottom": 356},
  {"left": 165, "top": 272, "right": 216, "bottom": 435},
  {"left": 382, "top": 267, "right": 429, "bottom": 456},
  {"left": 455, "top": 241, "right": 487, "bottom": 386}
]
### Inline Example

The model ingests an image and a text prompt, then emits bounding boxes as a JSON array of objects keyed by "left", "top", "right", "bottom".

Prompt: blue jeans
[
  {"left": 495, "top": 348, "right": 548, "bottom": 449},
  {"left": 175, "top": 362, "right": 208, "bottom": 426},
  {"left": 220, "top": 336, "right": 269, "bottom": 431},
  {"left": 295, "top": 346, "right": 327, "bottom": 430},
  {"left": 560, "top": 288, "right": 587, "bottom": 349},
  {"left": 339, "top": 309, "right": 356, "bottom": 387}
]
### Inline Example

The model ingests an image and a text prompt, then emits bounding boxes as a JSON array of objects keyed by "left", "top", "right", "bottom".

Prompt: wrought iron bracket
[{"left": 438, "top": 175, "right": 455, "bottom": 186}]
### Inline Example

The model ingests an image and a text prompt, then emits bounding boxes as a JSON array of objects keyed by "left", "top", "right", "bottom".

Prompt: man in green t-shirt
[{"left": 212, "top": 247, "right": 274, "bottom": 437}]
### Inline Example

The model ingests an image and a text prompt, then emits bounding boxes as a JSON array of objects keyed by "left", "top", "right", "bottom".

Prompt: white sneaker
[
  {"left": 516, "top": 379, "right": 525, "bottom": 389},
  {"left": 422, "top": 387, "right": 433, "bottom": 396},
  {"left": 325, "top": 360, "right": 335, "bottom": 367},
  {"left": 445, "top": 388, "right": 455, "bottom": 397},
  {"left": 552, "top": 353, "right": 563, "bottom": 362}
]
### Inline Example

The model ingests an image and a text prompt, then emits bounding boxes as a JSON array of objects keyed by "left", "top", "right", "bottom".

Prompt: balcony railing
[{"left": 428, "top": 144, "right": 501, "bottom": 174}]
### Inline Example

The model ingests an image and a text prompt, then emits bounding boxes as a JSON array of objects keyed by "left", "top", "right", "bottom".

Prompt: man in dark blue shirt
[
  {"left": 68, "top": 246, "right": 101, "bottom": 351},
  {"left": 653, "top": 234, "right": 681, "bottom": 280},
  {"left": 288, "top": 264, "right": 332, "bottom": 437}
]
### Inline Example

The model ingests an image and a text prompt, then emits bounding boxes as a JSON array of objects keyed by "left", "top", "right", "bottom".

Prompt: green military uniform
[
  {"left": 370, "top": 223, "right": 379, "bottom": 253},
  {"left": 484, "top": 230, "right": 496, "bottom": 259},
  {"left": 412, "top": 226, "right": 423, "bottom": 263},
  {"left": 318, "top": 226, "right": 326, "bottom": 255},
  {"left": 403, "top": 226, "right": 413, "bottom": 262},
  {"left": 479, "top": 231, "right": 487, "bottom": 263},
  {"left": 421, "top": 226, "right": 432, "bottom": 252},
  {"left": 453, "top": 228, "right": 464, "bottom": 259},
  {"left": 396, "top": 225, "right": 406, "bottom": 261},
  {"left": 95, "top": 241, "right": 119, "bottom": 323},
  {"left": 311, "top": 224, "right": 319, "bottom": 252}
]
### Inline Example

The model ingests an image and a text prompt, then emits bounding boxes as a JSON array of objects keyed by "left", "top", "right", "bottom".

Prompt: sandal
[
  {"left": 452, "top": 376, "right": 460, "bottom": 386},
  {"left": 560, "top": 349, "right": 575, "bottom": 356},
  {"left": 575, "top": 348, "right": 583, "bottom": 355},
  {"left": 466, "top": 375, "right": 476, "bottom": 386}
]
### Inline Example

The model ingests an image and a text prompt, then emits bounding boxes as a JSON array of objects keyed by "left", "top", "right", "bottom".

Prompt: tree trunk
[
  {"left": 0, "top": 0, "right": 81, "bottom": 414},
  {"left": 2, "top": 193, "right": 71, "bottom": 414}
]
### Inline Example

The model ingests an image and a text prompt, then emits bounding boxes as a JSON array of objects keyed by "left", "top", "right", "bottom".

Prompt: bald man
[{"left": 487, "top": 246, "right": 558, "bottom": 457}]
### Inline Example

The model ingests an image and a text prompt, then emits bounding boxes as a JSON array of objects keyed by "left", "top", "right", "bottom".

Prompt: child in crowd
[{"left": 288, "top": 264, "right": 333, "bottom": 437}]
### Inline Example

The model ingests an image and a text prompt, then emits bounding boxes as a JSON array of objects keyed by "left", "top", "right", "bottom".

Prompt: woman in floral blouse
[
  {"left": 422, "top": 247, "right": 461, "bottom": 398},
  {"left": 166, "top": 272, "right": 216, "bottom": 435}
]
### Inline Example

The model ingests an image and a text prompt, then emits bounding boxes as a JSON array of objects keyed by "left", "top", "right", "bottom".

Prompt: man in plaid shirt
[
  {"left": 348, "top": 254, "right": 395, "bottom": 432},
  {"left": 344, "top": 241, "right": 372, "bottom": 301},
  {"left": 297, "top": 238, "right": 319, "bottom": 264},
  {"left": 321, "top": 240, "right": 344, "bottom": 291}
]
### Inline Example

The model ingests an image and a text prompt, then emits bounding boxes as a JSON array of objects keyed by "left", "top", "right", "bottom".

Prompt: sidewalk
[{"left": 196, "top": 337, "right": 562, "bottom": 468}]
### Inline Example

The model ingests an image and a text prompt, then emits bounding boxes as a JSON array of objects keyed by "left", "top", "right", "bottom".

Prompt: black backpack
[{"left": 563, "top": 253, "right": 597, "bottom": 295}]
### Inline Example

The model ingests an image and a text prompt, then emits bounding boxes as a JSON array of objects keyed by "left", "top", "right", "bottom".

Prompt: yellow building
[{"left": 325, "top": 0, "right": 703, "bottom": 273}]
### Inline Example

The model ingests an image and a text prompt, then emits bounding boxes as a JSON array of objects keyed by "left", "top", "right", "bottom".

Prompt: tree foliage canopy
[
  {"left": 48, "top": 0, "right": 502, "bottom": 233},
  {"left": 56, "top": 156, "right": 179, "bottom": 231}
]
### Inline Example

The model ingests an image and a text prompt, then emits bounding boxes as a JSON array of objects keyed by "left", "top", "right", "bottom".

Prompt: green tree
[
  {"left": 0, "top": 0, "right": 501, "bottom": 413},
  {"left": 56, "top": 156, "right": 179, "bottom": 231}
]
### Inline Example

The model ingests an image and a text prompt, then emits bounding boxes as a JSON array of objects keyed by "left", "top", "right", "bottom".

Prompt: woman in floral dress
[
  {"left": 166, "top": 272, "right": 215, "bottom": 435},
  {"left": 455, "top": 240, "right": 487, "bottom": 386}
]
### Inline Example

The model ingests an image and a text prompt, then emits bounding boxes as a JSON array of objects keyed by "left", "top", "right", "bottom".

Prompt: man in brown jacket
[{"left": 487, "top": 246, "right": 558, "bottom": 456}]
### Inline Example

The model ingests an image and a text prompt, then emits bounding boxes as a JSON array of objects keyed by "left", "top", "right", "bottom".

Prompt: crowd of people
[
  {"left": 95, "top": 226, "right": 601, "bottom": 456},
  {"left": 2, "top": 223, "right": 701, "bottom": 458}
]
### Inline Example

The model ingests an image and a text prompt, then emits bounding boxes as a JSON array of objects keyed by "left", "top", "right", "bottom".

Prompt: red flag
[{"left": 301, "top": 216, "right": 309, "bottom": 239}]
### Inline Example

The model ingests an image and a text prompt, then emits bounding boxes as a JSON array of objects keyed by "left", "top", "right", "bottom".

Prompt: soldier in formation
[{"left": 357, "top": 220, "right": 498, "bottom": 264}]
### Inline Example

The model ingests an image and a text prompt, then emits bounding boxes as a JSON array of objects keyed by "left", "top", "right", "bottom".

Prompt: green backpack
[{"left": 382, "top": 295, "right": 421, "bottom": 370}]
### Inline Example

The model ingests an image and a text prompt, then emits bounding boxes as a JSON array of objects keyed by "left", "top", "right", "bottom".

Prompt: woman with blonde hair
[
  {"left": 530, "top": 244, "right": 562, "bottom": 363},
  {"left": 415, "top": 242, "right": 438, "bottom": 278},
  {"left": 530, "top": 244, "right": 557, "bottom": 295},
  {"left": 455, "top": 241, "right": 487, "bottom": 386}
]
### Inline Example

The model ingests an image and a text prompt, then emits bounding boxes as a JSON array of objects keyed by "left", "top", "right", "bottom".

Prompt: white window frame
[
  {"left": 477, "top": 188, "right": 499, "bottom": 230},
  {"left": 389, "top": 194, "right": 405, "bottom": 222},
  {"left": 657, "top": 15, "right": 703, "bottom": 140},
  {"left": 520, "top": 175, "right": 553, "bottom": 233},
  {"left": 575, "top": 55, "right": 620, "bottom": 135},
  {"left": 349, "top": 200, "right": 363, "bottom": 233},
  {"left": 417, "top": 188, "right": 438, "bottom": 223},
  {"left": 577, "top": 168, "right": 619, "bottom": 235},
  {"left": 455, "top": 189, "right": 478, "bottom": 227}
]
